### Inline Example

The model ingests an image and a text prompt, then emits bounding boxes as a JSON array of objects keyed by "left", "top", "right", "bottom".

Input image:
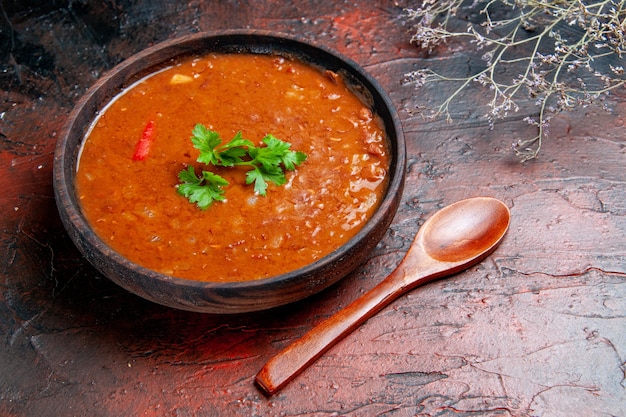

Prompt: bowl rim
[{"left": 53, "top": 29, "right": 406, "bottom": 307}]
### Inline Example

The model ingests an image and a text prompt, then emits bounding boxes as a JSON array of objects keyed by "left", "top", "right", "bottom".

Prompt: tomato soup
[{"left": 76, "top": 53, "right": 390, "bottom": 282}]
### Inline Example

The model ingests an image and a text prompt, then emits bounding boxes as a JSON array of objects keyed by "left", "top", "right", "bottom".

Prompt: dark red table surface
[{"left": 1, "top": 1, "right": 625, "bottom": 416}]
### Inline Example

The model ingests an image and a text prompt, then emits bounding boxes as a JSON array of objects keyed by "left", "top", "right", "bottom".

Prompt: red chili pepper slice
[{"left": 132, "top": 120, "right": 155, "bottom": 161}]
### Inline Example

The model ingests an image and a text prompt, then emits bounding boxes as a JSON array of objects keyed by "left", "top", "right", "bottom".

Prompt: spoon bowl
[
  {"left": 421, "top": 197, "right": 510, "bottom": 263},
  {"left": 255, "top": 196, "right": 510, "bottom": 395}
]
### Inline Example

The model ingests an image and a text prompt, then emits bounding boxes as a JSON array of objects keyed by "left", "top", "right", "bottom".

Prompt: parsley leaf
[
  {"left": 258, "top": 134, "right": 307, "bottom": 171},
  {"left": 190, "top": 124, "right": 222, "bottom": 166},
  {"left": 177, "top": 124, "right": 307, "bottom": 209},
  {"left": 177, "top": 166, "right": 228, "bottom": 210},
  {"left": 215, "top": 132, "right": 255, "bottom": 166},
  {"left": 246, "top": 164, "right": 286, "bottom": 196}
]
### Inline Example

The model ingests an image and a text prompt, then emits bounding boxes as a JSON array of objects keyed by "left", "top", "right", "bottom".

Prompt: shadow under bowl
[{"left": 53, "top": 30, "right": 406, "bottom": 314}]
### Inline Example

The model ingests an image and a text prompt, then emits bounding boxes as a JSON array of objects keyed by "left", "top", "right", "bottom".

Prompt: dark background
[{"left": 1, "top": 1, "right": 625, "bottom": 416}]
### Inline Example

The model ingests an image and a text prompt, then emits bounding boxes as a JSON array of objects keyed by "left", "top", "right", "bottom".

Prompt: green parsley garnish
[{"left": 177, "top": 124, "right": 307, "bottom": 210}]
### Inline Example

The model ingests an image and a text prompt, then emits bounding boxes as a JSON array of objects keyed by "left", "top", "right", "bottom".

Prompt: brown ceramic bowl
[{"left": 53, "top": 30, "right": 406, "bottom": 314}]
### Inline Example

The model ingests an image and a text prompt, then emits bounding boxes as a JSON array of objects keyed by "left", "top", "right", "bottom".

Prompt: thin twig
[{"left": 404, "top": 0, "right": 626, "bottom": 161}]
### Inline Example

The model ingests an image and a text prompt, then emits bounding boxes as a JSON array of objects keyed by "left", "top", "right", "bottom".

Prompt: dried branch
[{"left": 404, "top": 0, "right": 626, "bottom": 161}]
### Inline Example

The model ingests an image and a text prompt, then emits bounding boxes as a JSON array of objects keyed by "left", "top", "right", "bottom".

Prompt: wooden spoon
[{"left": 255, "top": 197, "right": 510, "bottom": 395}]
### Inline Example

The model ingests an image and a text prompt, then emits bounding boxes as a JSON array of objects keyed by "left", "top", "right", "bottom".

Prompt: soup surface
[{"left": 77, "top": 53, "right": 390, "bottom": 282}]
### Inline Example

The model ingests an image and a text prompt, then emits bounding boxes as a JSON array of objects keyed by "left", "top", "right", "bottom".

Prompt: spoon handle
[{"left": 255, "top": 271, "right": 411, "bottom": 395}]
